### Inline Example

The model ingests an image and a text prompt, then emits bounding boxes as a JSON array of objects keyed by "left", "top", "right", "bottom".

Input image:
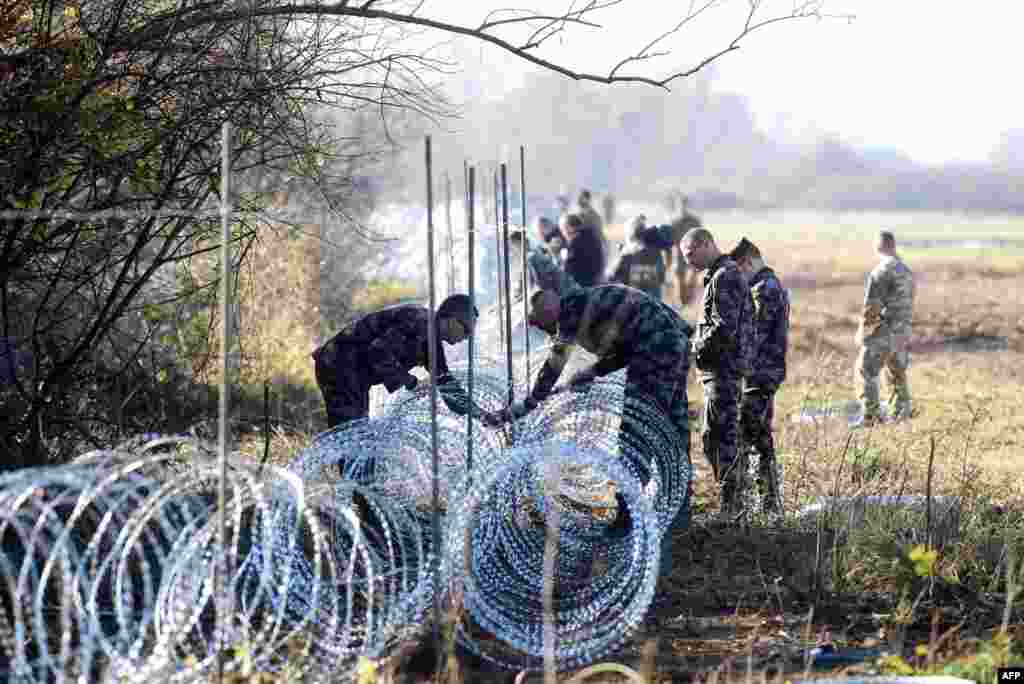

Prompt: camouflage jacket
[
  {"left": 747, "top": 266, "right": 789, "bottom": 389},
  {"left": 606, "top": 241, "right": 666, "bottom": 298},
  {"left": 312, "top": 304, "right": 473, "bottom": 415},
  {"left": 694, "top": 255, "right": 754, "bottom": 378},
  {"left": 526, "top": 285, "right": 693, "bottom": 408},
  {"left": 860, "top": 255, "right": 915, "bottom": 345}
]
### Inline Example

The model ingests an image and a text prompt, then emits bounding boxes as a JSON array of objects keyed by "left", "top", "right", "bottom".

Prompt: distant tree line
[{"left": 413, "top": 69, "right": 1024, "bottom": 214}]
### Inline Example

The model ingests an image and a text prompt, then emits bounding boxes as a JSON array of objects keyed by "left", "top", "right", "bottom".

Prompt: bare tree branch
[{"left": 127, "top": 1, "right": 848, "bottom": 90}]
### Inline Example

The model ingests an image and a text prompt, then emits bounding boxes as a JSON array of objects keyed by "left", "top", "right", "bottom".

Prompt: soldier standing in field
[
  {"left": 730, "top": 238, "right": 789, "bottom": 513},
  {"left": 681, "top": 228, "right": 755, "bottom": 516},
  {"left": 576, "top": 189, "right": 609, "bottom": 269},
  {"left": 654, "top": 192, "right": 703, "bottom": 307},
  {"left": 312, "top": 295, "right": 488, "bottom": 448},
  {"left": 607, "top": 215, "right": 668, "bottom": 302},
  {"left": 854, "top": 230, "right": 915, "bottom": 426}
]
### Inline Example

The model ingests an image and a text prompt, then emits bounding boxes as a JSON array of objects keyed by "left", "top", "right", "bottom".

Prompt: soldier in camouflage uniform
[
  {"left": 312, "top": 295, "right": 487, "bottom": 437},
  {"left": 487, "top": 284, "right": 694, "bottom": 534},
  {"left": 607, "top": 215, "right": 667, "bottom": 301},
  {"left": 681, "top": 228, "right": 755, "bottom": 515},
  {"left": 855, "top": 231, "right": 915, "bottom": 426},
  {"left": 731, "top": 238, "right": 789, "bottom": 513}
]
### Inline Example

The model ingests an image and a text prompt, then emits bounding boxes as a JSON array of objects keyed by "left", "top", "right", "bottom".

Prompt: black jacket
[{"left": 563, "top": 226, "right": 605, "bottom": 288}]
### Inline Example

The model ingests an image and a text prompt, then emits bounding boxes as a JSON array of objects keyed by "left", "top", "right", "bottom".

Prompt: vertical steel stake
[
  {"left": 493, "top": 169, "right": 504, "bottom": 359},
  {"left": 445, "top": 172, "right": 455, "bottom": 295},
  {"left": 216, "top": 120, "right": 232, "bottom": 684},
  {"left": 520, "top": 146, "right": 530, "bottom": 386},
  {"left": 424, "top": 136, "right": 442, "bottom": 659},
  {"left": 466, "top": 164, "right": 475, "bottom": 475},
  {"left": 501, "top": 163, "right": 514, "bottom": 433}
]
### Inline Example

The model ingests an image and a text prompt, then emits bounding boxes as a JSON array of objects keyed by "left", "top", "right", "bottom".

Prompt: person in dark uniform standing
[
  {"left": 680, "top": 228, "right": 755, "bottom": 516},
  {"left": 562, "top": 213, "right": 605, "bottom": 288},
  {"left": 607, "top": 215, "right": 668, "bottom": 301},
  {"left": 731, "top": 238, "right": 789, "bottom": 514}
]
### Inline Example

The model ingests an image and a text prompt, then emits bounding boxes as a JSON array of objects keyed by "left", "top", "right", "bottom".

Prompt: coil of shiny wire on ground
[
  {"left": 0, "top": 439, "right": 225, "bottom": 681},
  {"left": 513, "top": 375, "right": 692, "bottom": 534},
  {"left": 0, "top": 336, "right": 693, "bottom": 680},
  {"left": 443, "top": 440, "right": 660, "bottom": 671}
]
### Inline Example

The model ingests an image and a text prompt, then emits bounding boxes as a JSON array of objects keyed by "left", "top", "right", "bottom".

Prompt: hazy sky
[{"left": 434, "top": 0, "right": 1021, "bottom": 167}]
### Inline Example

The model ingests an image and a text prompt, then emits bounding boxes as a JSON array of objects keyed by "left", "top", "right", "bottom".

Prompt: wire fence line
[
  {"left": 0, "top": 363, "right": 690, "bottom": 681},
  {"left": 1, "top": 133, "right": 694, "bottom": 681}
]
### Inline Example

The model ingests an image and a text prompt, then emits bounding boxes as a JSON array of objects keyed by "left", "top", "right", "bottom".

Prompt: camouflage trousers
[
  {"left": 739, "top": 385, "right": 780, "bottom": 512},
  {"left": 618, "top": 344, "right": 691, "bottom": 578},
  {"left": 856, "top": 342, "right": 911, "bottom": 419},
  {"left": 700, "top": 372, "right": 743, "bottom": 502},
  {"left": 619, "top": 338, "right": 691, "bottom": 532}
]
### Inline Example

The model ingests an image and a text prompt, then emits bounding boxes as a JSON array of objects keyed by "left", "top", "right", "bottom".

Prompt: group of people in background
[
  {"left": 311, "top": 188, "right": 917, "bottom": 537},
  {"left": 537, "top": 188, "right": 703, "bottom": 305}
]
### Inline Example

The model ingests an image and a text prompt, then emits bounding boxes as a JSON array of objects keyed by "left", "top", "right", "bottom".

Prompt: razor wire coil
[{"left": 0, "top": 311, "right": 692, "bottom": 681}]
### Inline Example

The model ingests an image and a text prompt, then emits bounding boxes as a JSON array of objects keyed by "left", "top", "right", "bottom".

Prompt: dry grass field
[
  {"left": 231, "top": 210, "right": 1024, "bottom": 682},
  {"left": 602, "top": 211, "right": 1024, "bottom": 681}
]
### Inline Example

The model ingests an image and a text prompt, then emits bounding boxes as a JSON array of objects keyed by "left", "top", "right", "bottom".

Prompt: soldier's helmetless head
[
  {"left": 578, "top": 190, "right": 592, "bottom": 208},
  {"left": 561, "top": 213, "right": 583, "bottom": 241},
  {"left": 876, "top": 231, "right": 896, "bottom": 255},
  {"left": 681, "top": 228, "right": 716, "bottom": 270},
  {"left": 730, "top": 237, "right": 762, "bottom": 275},
  {"left": 437, "top": 294, "right": 477, "bottom": 344},
  {"left": 527, "top": 289, "right": 560, "bottom": 335}
]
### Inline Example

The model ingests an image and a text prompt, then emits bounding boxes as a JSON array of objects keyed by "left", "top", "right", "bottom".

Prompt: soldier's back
[
  {"left": 341, "top": 304, "right": 425, "bottom": 345},
  {"left": 876, "top": 256, "right": 914, "bottom": 328}
]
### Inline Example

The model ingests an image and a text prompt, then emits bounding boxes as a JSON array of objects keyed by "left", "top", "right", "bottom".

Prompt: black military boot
[
  {"left": 718, "top": 477, "right": 745, "bottom": 523},
  {"left": 758, "top": 459, "right": 782, "bottom": 515}
]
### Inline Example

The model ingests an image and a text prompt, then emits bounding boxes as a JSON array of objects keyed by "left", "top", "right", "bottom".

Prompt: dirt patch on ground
[
  {"left": 907, "top": 334, "right": 1010, "bottom": 353},
  {"left": 783, "top": 272, "right": 863, "bottom": 291}
]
